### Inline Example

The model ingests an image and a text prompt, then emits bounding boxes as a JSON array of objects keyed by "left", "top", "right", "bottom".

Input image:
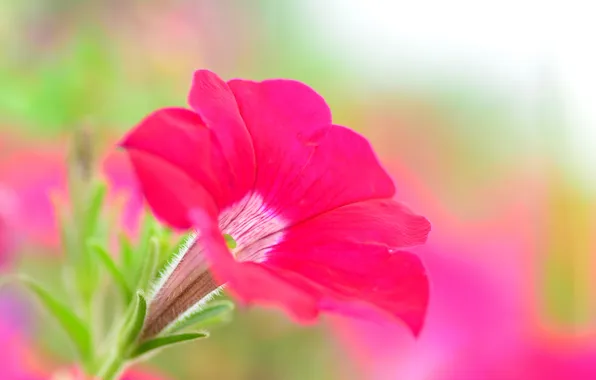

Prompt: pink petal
[
  {"left": 266, "top": 200, "right": 430, "bottom": 332},
  {"left": 275, "top": 199, "right": 431, "bottom": 248},
  {"left": 188, "top": 70, "right": 256, "bottom": 203},
  {"left": 0, "top": 187, "right": 16, "bottom": 265},
  {"left": 523, "top": 340, "right": 596, "bottom": 380},
  {"left": 269, "top": 244, "right": 428, "bottom": 335},
  {"left": 194, "top": 199, "right": 430, "bottom": 334},
  {"left": 127, "top": 149, "right": 218, "bottom": 229},
  {"left": 229, "top": 79, "right": 394, "bottom": 224},
  {"left": 119, "top": 107, "right": 226, "bottom": 203}
]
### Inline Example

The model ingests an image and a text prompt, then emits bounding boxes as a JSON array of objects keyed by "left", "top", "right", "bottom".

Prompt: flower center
[
  {"left": 218, "top": 193, "right": 287, "bottom": 262},
  {"left": 223, "top": 233, "right": 237, "bottom": 249}
]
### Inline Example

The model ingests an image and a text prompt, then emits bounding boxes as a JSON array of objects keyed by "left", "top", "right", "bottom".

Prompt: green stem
[{"left": 96, "top": 350, "right": 127, "bottom": 380}]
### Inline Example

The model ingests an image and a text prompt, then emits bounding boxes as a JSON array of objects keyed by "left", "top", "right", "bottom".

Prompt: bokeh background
[{"left": 1, "top": 0, "right": 595, "bottom": 379}]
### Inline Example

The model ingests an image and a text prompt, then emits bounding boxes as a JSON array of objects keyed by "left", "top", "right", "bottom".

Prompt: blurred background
[{"left": 1, "top": 0, "right": 595, "bottom": 379}]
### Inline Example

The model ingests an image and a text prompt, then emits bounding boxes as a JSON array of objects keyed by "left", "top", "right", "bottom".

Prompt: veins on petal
[{"left": 218, "top": 193, "right": 288, "bottom": 262}]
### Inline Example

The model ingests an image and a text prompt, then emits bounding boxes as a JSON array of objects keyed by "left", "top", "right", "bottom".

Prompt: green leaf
[
  {"left": 88, "top": 241, "right": 133, "bottom": 303},
  {"left": 137, "top": 212, "right": 158, "bottom": 257},
  {"left": 165, "top": 301, "right": 235, "bottom": 334},
  {"left": 119, "top": 233, "right": 134, "bottom": 272},
  {"left": 83, "top": 182, "right": 107, "bottom": 238},
  {"left": 18, "top": 276, "right": 92, "bottom": 361},
  {"left": 129, "top": 332, "right": 209, "bottom": 359},
  {"left": 136, "top": 212, "right": 173, "bottom": 263},
  {"left": 119, "top": 292, "right": 147, "bottom": 349}
]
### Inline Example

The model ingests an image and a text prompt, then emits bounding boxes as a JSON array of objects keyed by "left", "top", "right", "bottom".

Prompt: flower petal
[
  {"left": 127, "top": 149, "right": 217, "bottom": 229},
  {"left": 274, "top": 199, "right": 431, "bottom": 249},
  {"left": 232, "top": 86, "right": 393, "bottom": 216},
  {"left": 198, "top": 199, "right": 429, "bottom": 334},
  {"left": 227, "top": 78, "right": 332, "bottom": 223},
  {"left": 189, "top": 70, "right": 256, "bottom": 202},
  {"left": 265, "top": 200, "right": 429, "bottom": 334},
  {"left": 268, "top": 248, "right": 428, "bottom": 335},
  {"left": 269, "top": 125, "right": 395, "bottom": 222},
  {"left": 119, "top": 107, "right": 230, "bottom": 205},
  {"left": 230, "top": 79, "right": 393, "bottom": 223},
  {"left": 524, "top": 341, "right": 596, "bottom": 380}
]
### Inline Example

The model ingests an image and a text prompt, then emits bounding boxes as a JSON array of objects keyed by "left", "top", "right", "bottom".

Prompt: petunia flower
[
  {"left": 0, "top": 138, "right": 143, "bottom": 252},
  {"left": 334, "top": 165, "right": 596, "bottom": 380},
  {"left": 119, "top": 69, "right": 431, "bottom": 339},
  {"left": 0, "top": 144, "right": 66, "bottom": 249}
]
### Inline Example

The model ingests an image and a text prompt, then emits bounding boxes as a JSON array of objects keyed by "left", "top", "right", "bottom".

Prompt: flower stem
[{"left": 96, "top": 350, "right": 127, "bottom": 380}]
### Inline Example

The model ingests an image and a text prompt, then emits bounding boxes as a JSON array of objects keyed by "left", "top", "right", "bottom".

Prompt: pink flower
[
  {"left": 336, "top": 247, "right": 525, "bottom": 380},
  {"left": 119, "top": 370, "right": 166, "bottom": 380},
  {"left": 335, "top": 168, "right": 596, "bottom": 380},
  {"left": 61, "top": 366, "right": 167, "bottom": 380},
  {"left": 0, "top": 185, "right": 17, "bottom": 266},
  {"left": 0, "top": 292, "right": 46, "bottom": 380},
  {"left": 0, "top": 145, "right": 66, "bottom": 249},
  {"left": 0, "top": 140, "right": 143, "bottom": 252},
  {"left": 120, "top": 69, "right": 431, "bottom": 337},
  {"left": 102, "top": 150, "right": 145, "bottom": 235},
  {"left": 338, "top": 248, "right": 596, "bottom": 380}
]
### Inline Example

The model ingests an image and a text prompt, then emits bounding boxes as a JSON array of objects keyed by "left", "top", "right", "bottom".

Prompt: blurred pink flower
[
  {"left": 337, "top": 250, "right": 596, "bottom": 379},
  {"left": 119, "top": 370, "right": 166, "bottom": 380},
  {"left": 121, "top": 69, "right": 430, "bottom": 336},
  {"left": 0, "top": 140, "right": 143, "bottom": 253},
  {"left": 0, "top": 145, "right": 66, "bottom": 249},
  {"left": 0, "top": 185, "right": 18, "bottom": 266},
  {"left": 102, "top": 150, "right": 145, "bottom": 236},
  {"left": 335, "top": 166, "right": 596, "bottom": 379},
  {"left": 0, "top": 292, "right": 46, "bottom": 380},
  {"left": 0, "top": 325, "right": 45, "bottom": 380},
  {"left": 61, "top": 366, "right": 167, "bottom": 380}
]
